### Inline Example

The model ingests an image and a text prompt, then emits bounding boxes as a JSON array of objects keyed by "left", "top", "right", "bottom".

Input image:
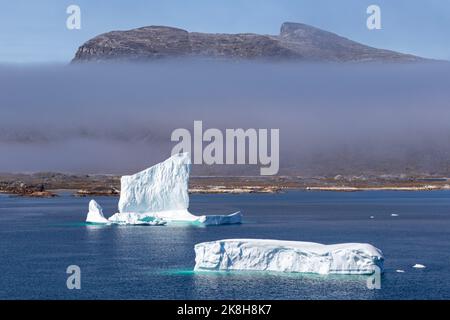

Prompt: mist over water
[{"left": 1, "top": 61, "right": 450, "bottom": 176}]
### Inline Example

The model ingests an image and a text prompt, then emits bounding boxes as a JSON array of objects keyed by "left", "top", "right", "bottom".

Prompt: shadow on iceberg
[{"left": 86, "top": 153, "right": 242, "bottom": 226}]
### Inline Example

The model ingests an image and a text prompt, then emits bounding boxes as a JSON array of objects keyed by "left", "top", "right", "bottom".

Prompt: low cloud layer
[{"left": 1, "top": 61, "right": 450, "bottom": 176}]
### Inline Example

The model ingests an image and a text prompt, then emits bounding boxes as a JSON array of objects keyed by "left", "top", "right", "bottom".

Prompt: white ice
[
  {"left": 194, "top": 239, "right": 384, "bottom": 275},
  {"left": 412, "top": 264, "right": 426, "bottom": 269},
  {"left": 118, "top": 152, "right": 191, "bottom": 214},
  {"left": 107, "top": 212, "right": 166, "bottom": 225},
  {"left": 108, "top": 210, "right": 240, "bottom": 226},
  {"left": 87, "top": 153, "right": 241, "bottom": 225},
  {"left": 86, "top": 200, "right": 110, "bottom": 224}
]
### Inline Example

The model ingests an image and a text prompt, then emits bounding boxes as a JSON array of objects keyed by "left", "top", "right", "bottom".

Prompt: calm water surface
[{"left": 0, "top": 190, "right": 449, "bottom": 299}]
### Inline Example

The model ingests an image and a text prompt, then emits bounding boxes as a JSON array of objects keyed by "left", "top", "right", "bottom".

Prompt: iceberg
[
  {"left": 194, "top": 239, "right": 384, "bottom": 275},
  {"left": 86, "top": 153, "right": 241, "bottom": 225},
  {"left": 86, "top": 200, "right": 110, "bottom": 224},
  {"left": 107, "top": 210, "right": 240, "bottom": 226},
  {"left": 118, "top": 152, "right": 190, "bottom": 214},
  {"left": 87, "top": 200, "right": 166, "bottom": 225},
  {"left": 193, "top": 212, "right": 242, "bottom": 226},
  {"left": 107, "top": 212, "right": 167, "bottom": 225}
]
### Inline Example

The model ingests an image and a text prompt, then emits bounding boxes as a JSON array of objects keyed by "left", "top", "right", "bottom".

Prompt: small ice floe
[
  {"left": 370, "top": 216, "right": 375, "bottom": 219},
  {"left": 396, "top": 269, "right": 405, "bottom": 273},
  {"left": 412, "top": 264, "right": 426, "bottom": 269},
  {"left": 391, "top": 214, "right": 399, "bottom": 217}
]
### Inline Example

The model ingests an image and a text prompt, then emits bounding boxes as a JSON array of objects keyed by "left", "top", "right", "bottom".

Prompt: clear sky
[{"left": 0, "top": 0, "right": 449, "bottom": 63}]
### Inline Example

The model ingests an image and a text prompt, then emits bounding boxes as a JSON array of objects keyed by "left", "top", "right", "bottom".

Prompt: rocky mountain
[{"left": 72, "top": 22, "right": 423, "bottom": 62}]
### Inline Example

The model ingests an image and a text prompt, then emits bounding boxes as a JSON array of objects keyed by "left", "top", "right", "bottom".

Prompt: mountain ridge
[{"left": 72, "top": 22, "right": 425, "bottom": 63}]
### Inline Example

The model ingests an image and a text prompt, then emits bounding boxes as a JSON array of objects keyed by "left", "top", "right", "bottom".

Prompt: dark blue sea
[{"left": 0, "top": 190, "right": 449, "bottom": 299}]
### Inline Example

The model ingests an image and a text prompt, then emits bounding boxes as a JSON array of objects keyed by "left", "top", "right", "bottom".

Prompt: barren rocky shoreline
[{"left": 1, "top": 173, "right": 450, "bottom": 197}]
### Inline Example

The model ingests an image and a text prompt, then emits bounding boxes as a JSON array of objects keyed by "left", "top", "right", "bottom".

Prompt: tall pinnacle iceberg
[
  {"left": 87, "top": 153, "right": 241, "bottom": 225},
  {"left": 86, "top": 199, "right": 110, "bottom": 224},
  {"left": 118, "top": 153, "right": 190, "bottom": 214}
]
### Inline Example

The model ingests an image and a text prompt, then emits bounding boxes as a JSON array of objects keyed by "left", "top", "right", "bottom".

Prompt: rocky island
[{"left": 72, "top": 22, "right": 424, "bottom": 63}]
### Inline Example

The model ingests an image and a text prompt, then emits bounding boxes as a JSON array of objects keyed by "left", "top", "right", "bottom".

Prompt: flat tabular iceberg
[
  {"left": 194, "top": 239, "right": 384, "bottom": 275},
  {"left": 87, "top": 153, "right": 241, "bottom": 225}
]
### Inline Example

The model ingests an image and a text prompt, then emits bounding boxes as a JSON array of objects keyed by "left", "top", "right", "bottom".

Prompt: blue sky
[{"left": 1, "top": 0, "right": 449, "bottom": 63}]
